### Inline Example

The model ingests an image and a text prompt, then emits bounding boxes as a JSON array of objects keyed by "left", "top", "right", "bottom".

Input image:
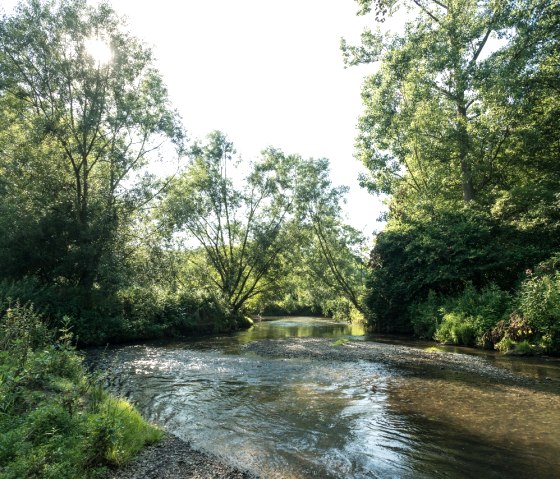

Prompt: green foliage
[
  {"left": 161, "top": 131, "right": 368, "bottom": 323},
  {"left": 390, "top": 252, "right": 560, "bottom": 353},
  {"left": 434, "top": 313, "right": 477, "bottom": 347},
  {"left": 495, "top": 336, "right": 516, "bottom": 353},
  {"left": 88, "top": 398, "right": 163, "bottom": 466},
  {"left": 0, "top": 303, "right": 162, "bottom": 478},
  {"left": 0, "top": 275, "right": 234, "bottom": 345},
  {"left": 0, "top": 0, "right": 185, "bottom": 330},
  {"left": 0, "top": 301, "right": 52, "bottom": 363},
  {"left": 348, "top": 0, "right": 560, "bottom": 350},
  {"left": 516, "top": 256, "right": 560, "bottom": 352},
  {"left": 494, "top": 336, "right": 535, "bottom": 355},
  {"left": 410, "top": 284, "right": 512, "bottom": 346},
  {"left": 442, "top": 284, "right": 512, "bottom": 339},
  {"left": 73, "top": 286, "right": 233, "bottom": 344},
  {"left": 367, "top": 206, "right": 529, "bottom": 333},
  {"left": 409, "top": 290, "right": 440, "bottom": 339},
  {"left": 513, "top": 340, "right": 535, "bottom": 356},
  {"left": 161, "top": 132, "right": 305, "bottom": 317}
]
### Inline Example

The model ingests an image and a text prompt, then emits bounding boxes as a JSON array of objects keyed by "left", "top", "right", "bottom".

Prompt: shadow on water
[
  {"left": 386, "top": 370, "right": 560, "bottom": 478},
  {"left": 389, "top": 411, "right": 560, "bottom": 479}
]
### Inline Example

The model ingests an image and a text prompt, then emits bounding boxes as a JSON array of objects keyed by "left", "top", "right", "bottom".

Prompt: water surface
[{"left": 97, "top": 317, "right": 560, "bottom": 478}]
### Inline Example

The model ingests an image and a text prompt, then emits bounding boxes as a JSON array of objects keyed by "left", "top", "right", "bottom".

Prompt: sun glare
[{"left": 84, "top": 37, "right": 112, "bottom": 65}]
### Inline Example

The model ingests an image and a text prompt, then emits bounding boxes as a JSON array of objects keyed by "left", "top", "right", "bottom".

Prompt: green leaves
[
  {"left": 347, "top": 0, "right": 523, "bottom": 204},
  {"left": 161, "top": 132, "right": 302, "bottom": 315},
  {"left": 0, "top": 0, "right": 185, "bottom": 291},
  {"left": 346, "top": 0, "right": 560, "bottom": 335},
  {"left": 160, "top": 131, "right": 367, "bottom": 320}
]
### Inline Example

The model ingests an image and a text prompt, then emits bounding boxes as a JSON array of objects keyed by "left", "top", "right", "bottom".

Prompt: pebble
[{"left": 105, "top": 435, "right": 256, "bottom": 479}]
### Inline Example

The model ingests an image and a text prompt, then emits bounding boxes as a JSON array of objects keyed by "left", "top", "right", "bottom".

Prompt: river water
[{"left": 95, "top": 317, "right": 560, "bottom": 478}]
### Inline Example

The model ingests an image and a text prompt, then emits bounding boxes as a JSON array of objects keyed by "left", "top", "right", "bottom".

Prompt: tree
[
  {"left": 0, "top": 0, "right": 185, "bottom": 290},
  {"left": 342, "top": 0, "right": 515, "bottom": 204},
  {"left": 161, "top": 132, "right": 305, "bottom": 317},
  {"left": 346, "top": 0, "right": 560, "bottom": 333},
  {"left": 162, "top": 132, "right": 370, "bottom": 321},
  {"left": 292, "top": 159, "right": 369, "bottom": 318}
]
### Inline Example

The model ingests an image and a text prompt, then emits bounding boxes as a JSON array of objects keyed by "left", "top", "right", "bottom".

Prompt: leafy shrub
[
  {"left": 0, "top": 278, "right": 60, "bottom": 316},
  {"left": 444, "top": 284, "right": 512, "bottom": 337},
  {"left": 411, "top": 284, "right": 512, "bottom": 346},
  {"left": 513, "top": 340, "right": 535, "bottom": 355},
  {"left": 366, "top": 205, "right": 554, "bottom": 333},
  {"left": 494, "top": 338, "right": 535, "bottom": 355},
  {"left": 434, "top": 312, "right": 477, "bottom": 346},
  {"left": 495, "top": 336, "right": 516, "bottom": 352},
  {"left": 517, "top": 268, "right": 560, "bottom": 352},
  {"left": 367, "top": 204, "right": 560, "bottom": 335},
  {"left": 0, "top": 278, "right": 234, "bottom": 346},
  {"left": 91, "top": 398, "right": 163, "bottom": 465},
  {"left": 409, "top": 291, "right": 441, "bottom": 339},
  {"left": 0, "top": 301, "right": 52, "bottom": 368}
]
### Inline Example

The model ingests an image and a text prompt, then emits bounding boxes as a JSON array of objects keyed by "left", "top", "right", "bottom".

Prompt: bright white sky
[{"left": 3, "top": 0, "right": 391, "bottom": 235}]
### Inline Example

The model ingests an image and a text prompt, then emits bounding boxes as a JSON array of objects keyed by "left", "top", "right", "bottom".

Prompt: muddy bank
[{"left": 105, "top": 434, "right": 255, "bottom": 479}]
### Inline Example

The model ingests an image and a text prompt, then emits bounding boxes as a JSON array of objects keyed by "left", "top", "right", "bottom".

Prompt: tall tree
[
  {"left": 342, "top": 0, "right": 515, "bottom": 205},
  {"left": 294, "top": 159, "right": 369, "bottom": 317},
  {"left": 162, "top": 132, "right": 369, "bottom": 319},
  {"left": 0, "top": 0, "right": 185, "bottom": 289},
  {"left": 349, "top": 0, "right": 560, "bottom": 332},
  {"left": 161, "top": 132, "right": 304, "bottom": 317}
]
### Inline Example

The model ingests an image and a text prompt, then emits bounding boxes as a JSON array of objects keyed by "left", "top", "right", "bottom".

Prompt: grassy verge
[{"left": 0, "top": 302, "right": 162, "bottom": 479}]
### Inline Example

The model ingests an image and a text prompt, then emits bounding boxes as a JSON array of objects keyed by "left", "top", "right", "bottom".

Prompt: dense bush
[
  {"left": 515, "top": 255, "right": 560, "bottom": 352},
  {"left": 366, "top": 207, "right": 542, "bottom": 333},
  {"left": 409, "top": 284, "right": 512, "bottom": 346},
  {"left": 408, "top": 291, "right": 441, "bottom": 339},
  {"left": 434, "top": 312, "right": 477, "bottom": 346},
  {"left": 0, "top": 279, "right": 237, "bottom": 345},
  {"left": 405, "top": 254, "right": 560, "bottom": 354},
  {"left": 0, "top": 303, "right": 162, "bottom": 478}
]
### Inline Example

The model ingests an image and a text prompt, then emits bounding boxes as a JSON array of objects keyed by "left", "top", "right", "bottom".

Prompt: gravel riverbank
[
  {"left": 243, "top": 337, "right": 560, "bottom": 389},
  {"left": 105, "top": 434, "right": 255, "bottom": 479}
]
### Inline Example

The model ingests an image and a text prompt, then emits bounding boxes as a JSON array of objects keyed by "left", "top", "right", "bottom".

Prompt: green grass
[
  {"left": 0, "top": 303, "right": 162, "bottom": 478},
  {"left": 331, "top": 338, "right": 351, "bottom": 347},
  {"left": 424, "top": 346, "right": 445, "bottom": 353}
]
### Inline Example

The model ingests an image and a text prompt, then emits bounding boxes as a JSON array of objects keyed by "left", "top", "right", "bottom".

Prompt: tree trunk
[{"left": 457, "top": 103, "right": 475, "bottom": 202}]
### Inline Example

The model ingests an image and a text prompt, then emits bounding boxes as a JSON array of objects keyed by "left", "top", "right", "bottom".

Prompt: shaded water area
[{"left": 93, "top": 317, "right": 560, "bottom": 478}]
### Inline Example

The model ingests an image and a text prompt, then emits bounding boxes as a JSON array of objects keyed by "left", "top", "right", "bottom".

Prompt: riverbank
[{"left": 105, "top": 434, "right": 255, "bottom": 479}]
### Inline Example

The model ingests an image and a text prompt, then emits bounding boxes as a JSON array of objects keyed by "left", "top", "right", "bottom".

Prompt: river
[{"left": 94, "top": 317, "right": 560, "bottom": 478}]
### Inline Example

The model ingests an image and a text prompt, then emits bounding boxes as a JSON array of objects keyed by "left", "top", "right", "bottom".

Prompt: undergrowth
[{"left": 0, "top": 301, "right": 162, "bottom": 479}]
